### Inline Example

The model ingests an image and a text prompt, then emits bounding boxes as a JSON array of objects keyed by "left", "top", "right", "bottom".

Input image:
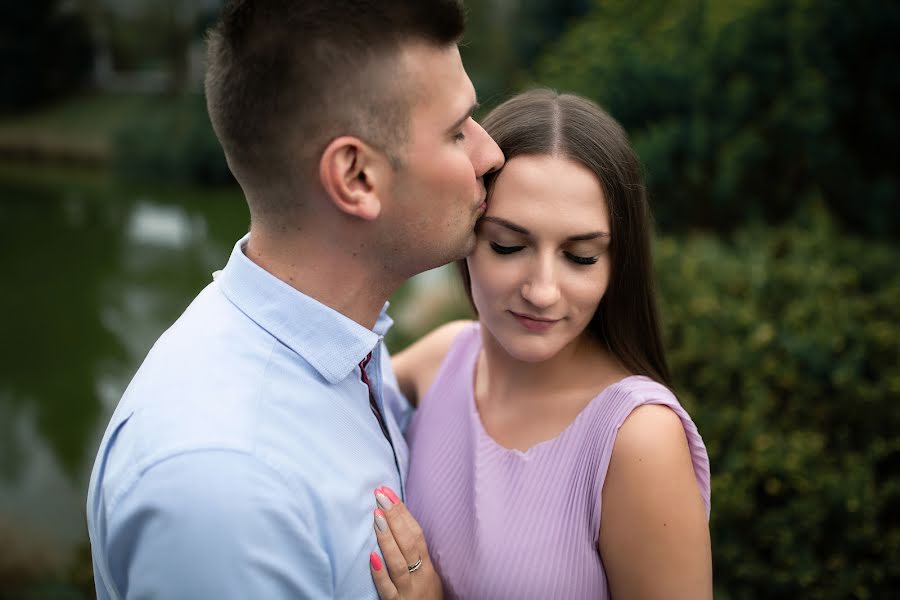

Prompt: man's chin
[
  {"left": 431, "top": 232, "right": 476, "bottom": 271},
  {"left": 428, "top": 225, "right": 477, "bottom": 262},
  {"left": 457, "top": 231, "right": 478, "bottom": 260}
]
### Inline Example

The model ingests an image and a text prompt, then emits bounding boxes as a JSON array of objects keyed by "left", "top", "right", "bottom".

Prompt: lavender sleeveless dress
[{"left": 405, "top": 323, "right": 711, "bottom": 599}]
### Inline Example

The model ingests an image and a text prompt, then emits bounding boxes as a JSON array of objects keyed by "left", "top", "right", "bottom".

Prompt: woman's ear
[{"left": 319, "top": 136, "right": 390, "bottom": 221}]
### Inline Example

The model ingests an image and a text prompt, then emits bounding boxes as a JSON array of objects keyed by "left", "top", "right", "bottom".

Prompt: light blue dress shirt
[{"left": 86, "top": 235, "right": 411, "bottom": 599}]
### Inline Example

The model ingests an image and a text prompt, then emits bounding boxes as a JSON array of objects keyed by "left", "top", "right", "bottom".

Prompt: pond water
[{"left": 0, "top": 164, "right": 249, "bottom": 579}]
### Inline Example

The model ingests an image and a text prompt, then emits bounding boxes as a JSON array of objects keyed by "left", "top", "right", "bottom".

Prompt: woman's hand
[{"left": 369, "top": 486, "right": 443, "bottom": 600}]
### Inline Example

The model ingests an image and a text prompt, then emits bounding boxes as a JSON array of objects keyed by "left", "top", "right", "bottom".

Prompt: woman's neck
[
  {"left": 476, "top": 327, "right": 625, "bottom": 412},
  {"left": 472, "top": 326, "right": 631, "bottom": 452}
]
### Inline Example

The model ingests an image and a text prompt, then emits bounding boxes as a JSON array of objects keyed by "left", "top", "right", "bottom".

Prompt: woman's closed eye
[
  {"left": 489, "top": 242, "right": 524, "bottom": 255},
  {"left": 564, "top": 252, "right": 599, "bottom": 265},
  {"left": 489, "top": 242, "right": 599, "bottom": 265}
]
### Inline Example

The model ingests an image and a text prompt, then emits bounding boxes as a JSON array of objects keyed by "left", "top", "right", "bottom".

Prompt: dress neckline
[{"left": 464, "top": 324, "right": 645, "bottom": 458}]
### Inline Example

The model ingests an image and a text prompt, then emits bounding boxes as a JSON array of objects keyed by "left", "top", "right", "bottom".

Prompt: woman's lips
[{"left": 510, "top": 311, "right": 560, "bottom": 332}]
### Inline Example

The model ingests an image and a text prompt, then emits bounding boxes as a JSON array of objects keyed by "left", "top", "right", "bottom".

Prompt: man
[{"left": 86, "top": 1, "right": 503, "bottom": 597}]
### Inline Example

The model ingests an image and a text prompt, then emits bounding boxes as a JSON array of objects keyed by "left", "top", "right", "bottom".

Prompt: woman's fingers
[
  {"left": 374, "top": 506, "right": 413, "bottom": 585},
  {"left": 392, "top": 498, "right": 430, "bottom": 560},
  {"left": 370, "top": 550, "right": 399, "bottom": 600},
  {"left": 376, "top": 487, "right": 431, "bottom": 565},
  {"left": 375, "top": 488, "right": 422, "bottom": 566},
  {"left": 370, "top": 487, "right": 443, "bottom": 599}
]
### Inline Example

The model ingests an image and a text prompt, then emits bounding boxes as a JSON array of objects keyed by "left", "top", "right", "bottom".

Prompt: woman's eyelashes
[
  {"left": 489, "top": 242, "right": 523, "bottom": 255},
  {"left": 565, "top": 252, "right": 599, "bottom": 265},
  {"left": 488, "top": 242, "right": 599, "bottom": 265}
]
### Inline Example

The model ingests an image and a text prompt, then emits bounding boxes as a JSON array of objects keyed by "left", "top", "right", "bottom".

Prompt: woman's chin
[{"left": 496, "top": 336, "right": 566, "bottom": 364}]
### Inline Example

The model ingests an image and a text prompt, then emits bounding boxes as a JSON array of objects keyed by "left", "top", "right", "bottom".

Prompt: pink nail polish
[
  {"left": 374, "top": 508, "right": 388, "bottom": 533},
  {"left": 370, "top": 551, "right": 383, "bottom": 571},
  {"left": 382, "top": 486, "right": 400, "bottom": 504}
]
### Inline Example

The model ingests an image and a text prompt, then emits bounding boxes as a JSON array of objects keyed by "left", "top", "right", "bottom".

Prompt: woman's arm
[
  {"left": 599, "top": 404, "right": 712, "bottom": 600},
  {"left": 392, "top": 320, "right": 473, "bottom": 407}
]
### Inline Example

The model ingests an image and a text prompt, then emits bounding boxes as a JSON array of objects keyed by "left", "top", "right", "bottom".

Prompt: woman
[{"left": 369, "top": 89, "right": 712, "bottom": 599}]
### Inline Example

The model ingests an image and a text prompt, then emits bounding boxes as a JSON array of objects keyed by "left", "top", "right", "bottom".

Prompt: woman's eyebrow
[
  {"left": 481, "top": 216, "right": 609, "bottom": 241},
  {"left": 481, "top": 216, "right": 529, "bottom": 234},
  {"left": 567, "top": 231, "right": 610, "bottom": 242}
]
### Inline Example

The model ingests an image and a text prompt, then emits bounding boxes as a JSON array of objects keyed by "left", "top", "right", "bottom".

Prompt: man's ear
[{"left": 318, "top": 136, "right": 390, "bottom": 221}]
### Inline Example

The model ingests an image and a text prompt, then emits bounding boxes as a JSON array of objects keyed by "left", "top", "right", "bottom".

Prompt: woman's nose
[{"left": 520, "top": 259, "right": 560, "bottom": 309}]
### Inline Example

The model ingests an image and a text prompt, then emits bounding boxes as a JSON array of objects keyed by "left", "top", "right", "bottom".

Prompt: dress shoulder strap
[{"left": 588, "top": 376, "right": 712, "bottom": 540}]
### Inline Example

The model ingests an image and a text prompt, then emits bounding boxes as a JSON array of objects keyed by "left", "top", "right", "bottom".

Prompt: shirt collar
[{"left": 216, "top": 234, "right": 393, "bottom": 384}]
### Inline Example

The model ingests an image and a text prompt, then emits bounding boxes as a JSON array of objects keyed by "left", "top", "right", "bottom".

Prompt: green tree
[
  {"left": 0, "top": 0, "right": 94, "bottom": 110},
  {"left": 536, "top": 0, "right": 900, "bottom": 238},
  {"left": 462, "top": 0, "right": 592, "bottom": 109}
]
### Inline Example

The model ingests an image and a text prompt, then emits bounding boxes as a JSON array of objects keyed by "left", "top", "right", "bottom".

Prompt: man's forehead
[{"left": 399, "top": 42, "right": 465, "bottom": 85}]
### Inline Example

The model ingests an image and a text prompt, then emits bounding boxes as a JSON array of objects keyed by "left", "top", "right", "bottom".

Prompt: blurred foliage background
[{"left": 0, "top": 0, "right": 897, "bottom": 598}]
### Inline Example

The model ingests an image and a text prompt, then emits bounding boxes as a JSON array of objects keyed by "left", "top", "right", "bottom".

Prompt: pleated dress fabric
[{"left": 405, "top": 323, "right": 711, "bottom": 600}]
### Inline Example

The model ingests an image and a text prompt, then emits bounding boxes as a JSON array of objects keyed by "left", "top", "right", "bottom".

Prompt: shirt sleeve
[{"left": 105, "top": 449, "right": 333, "bottom": 599}]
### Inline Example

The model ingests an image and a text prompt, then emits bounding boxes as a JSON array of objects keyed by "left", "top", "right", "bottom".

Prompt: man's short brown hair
[{"left": 205, "top": 0, "right": 465, "bottom": 219}]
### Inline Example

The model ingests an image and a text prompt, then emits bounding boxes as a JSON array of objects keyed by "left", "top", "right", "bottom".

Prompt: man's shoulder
[
  {"left": 96, "top": 282, "right": 328, "bottom": 498},
  {"left": 104, "top": 352, "right": 330, "bottom": 477},
  {"left": 152, "top": 280, "right": 273, "bottom": 360}
]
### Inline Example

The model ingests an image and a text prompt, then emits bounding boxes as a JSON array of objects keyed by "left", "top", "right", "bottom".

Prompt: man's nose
[{"left": 472, "top": 121, "right": 504, "bottom": 178}]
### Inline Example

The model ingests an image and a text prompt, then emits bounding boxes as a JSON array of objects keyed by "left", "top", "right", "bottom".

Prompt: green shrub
[
  {"left": 113, "top": 93, "right": 231, "bottom": 186},
  {"left": 656, "top": 205, "right": 899, "bottom": 598}
]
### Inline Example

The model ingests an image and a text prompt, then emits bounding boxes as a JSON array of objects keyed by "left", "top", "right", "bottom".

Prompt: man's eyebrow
[
  {"left": 447, "top": 101, "right": 479, "bottom": 134},
  {"left": 481, "top": 216, "right": 610, "bottom": 241}
]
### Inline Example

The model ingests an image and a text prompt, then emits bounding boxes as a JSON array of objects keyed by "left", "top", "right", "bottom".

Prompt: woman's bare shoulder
[
  {"left": 392, "top": 320, "right": 475, "bottom": 406},
  {"left": 599, "top": 403, "right": 712, "bottom": 598}
]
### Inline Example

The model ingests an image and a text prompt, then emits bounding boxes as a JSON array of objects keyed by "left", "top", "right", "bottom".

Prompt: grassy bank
[{"left": 0, "top": 93, "right": 180, "bottom": 166}]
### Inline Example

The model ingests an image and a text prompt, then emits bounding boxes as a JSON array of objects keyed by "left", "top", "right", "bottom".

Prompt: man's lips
[{"left": 510, "top": 311, "right": 560, "bottom": 331}]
